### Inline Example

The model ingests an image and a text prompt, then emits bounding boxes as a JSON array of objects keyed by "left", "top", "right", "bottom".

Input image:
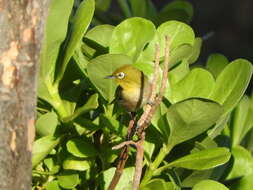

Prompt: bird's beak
[{"left": 104, "top": 75, "right": 115, "bottom": 79}]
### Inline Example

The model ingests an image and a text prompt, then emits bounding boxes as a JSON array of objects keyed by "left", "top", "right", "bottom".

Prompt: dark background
[{"left": 154, "top": 0, "right": 253, "bottom": 63}]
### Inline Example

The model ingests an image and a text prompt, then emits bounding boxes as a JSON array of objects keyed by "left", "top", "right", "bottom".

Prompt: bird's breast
[{"left": 119, "top": 84, "right": 150, "bottom": 112}]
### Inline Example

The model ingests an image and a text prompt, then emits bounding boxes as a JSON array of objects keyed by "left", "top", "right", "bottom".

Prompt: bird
[{"left": 105, "top": 64, "right": 151, "bottom": 113}]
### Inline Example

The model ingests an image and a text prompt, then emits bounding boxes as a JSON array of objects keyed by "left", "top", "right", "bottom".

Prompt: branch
[
  {"left": 107, "top": 119, "right": 135, "bottom": 190},
  {"left": 133, "top": 36, "right": 170, "bottom": 189},
  {"left": 132, "top": 132, "right": 145, "bottom": 190},
  {"left": 108, "top": 36, "right": 170, "bottom": 190}
]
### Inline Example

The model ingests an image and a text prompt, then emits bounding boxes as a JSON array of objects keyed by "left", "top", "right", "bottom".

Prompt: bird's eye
[{"left": 117, "top": 72, "right": 125, "bottom": 79}]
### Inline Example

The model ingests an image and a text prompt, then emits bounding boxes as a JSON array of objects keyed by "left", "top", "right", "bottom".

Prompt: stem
[{"left": 140, "top": 143, "right": 173, "bottom": 187}]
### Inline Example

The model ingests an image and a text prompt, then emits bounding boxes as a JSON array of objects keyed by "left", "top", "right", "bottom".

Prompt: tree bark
[{"left": 0, "top": 0, "right": 49, "bottom": 189}]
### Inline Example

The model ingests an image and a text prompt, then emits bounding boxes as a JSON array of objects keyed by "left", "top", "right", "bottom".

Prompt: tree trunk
[{"left": 0, "top": 0, "right": 49, "bottom": 189}]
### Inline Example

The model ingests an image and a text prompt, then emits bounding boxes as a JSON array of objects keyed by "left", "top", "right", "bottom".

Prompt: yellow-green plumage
[{"left": 108, "top": 64, "right": 151, "bottom": 112}]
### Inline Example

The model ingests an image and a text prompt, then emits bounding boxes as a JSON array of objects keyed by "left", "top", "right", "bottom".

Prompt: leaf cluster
[{"left": 32, "top": 0, "right": 253, "bottom": 190}]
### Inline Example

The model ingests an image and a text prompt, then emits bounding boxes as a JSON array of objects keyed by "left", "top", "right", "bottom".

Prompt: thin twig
[
  {"left": 112, "top": 140, "right": 136, "bottom": 150},
  {"left": 137, "top": 44, "right": 160, "bottom": 129},
  {"left": 133, "top": 36, "right": 170, "bottom": 189},
  {"left": 107, "top": 119, "right": 135, "bottom": 190},
  {"left": 132, "top": 132, "right": 145, "bottom": 190},
  {"left": 108, "top": 36, "right": 170, "bottom": 190}
]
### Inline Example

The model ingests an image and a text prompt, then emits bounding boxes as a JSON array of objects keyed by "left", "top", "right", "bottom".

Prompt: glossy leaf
[
  {"left": 110, "top": 17, "right": 156, "bottom": 61},
  {"left": 181, "top": 170, "right": 213, "bottom": 188},
  {"left": 56, "top": 0, "right": 95, "bottom": 82},
  {"left": 165, "top": 98, "right": 223, "bottom": 145},
  {"left": 231, "top": 96, "right": 251, "bottom": 146},
  {"left": 229, "top": 173, "right": 253, "bottom": 190},
  {"left": 163, "top": 148, "right": 230, "bottom": 170},
  {"left": 135, "top": 20, "right": 194, "bottom": 76},
  {"left": 226, "top": 146, "right": 253, "bottom": 180},
  {"left": 193, "top": 180, "right": 229, "bottom": 190},
  {"left": 85, "top": 24, "right": 114, "bottom": 48},
  {"left": 38, "top": 0, "right": 74, "bottom": 102},
  {"left": 187, "top": 37, "right": 202, "bottom": 64},
  {"left": 170, "top": 68, "right": 215, "bottom": 103},
  {"left": 87, "top": 54, "right": 133, "bottom": 102},
  {"left": 169, "top": 59, "right": 190, "bottom": 85},
  {"left": 32, "top": 136, "right": 61, "bottom": 168},
  {"left": 46, "top": 181, "right": 61, "bottom": 190},
  {"left": 43, "top": 157, "right": 60, "bottom": 174},
  {"left": 206, "top": 53, "right": 229, "bottom": 78},
  {"left": 63, "top": 93, "right": 99, "bottom": 122},
  {"left": 142, "top": 179, "right": 173, "bottom": 190},
  {"left": 157, "top": 20, "right": 195, "bottom": 54},
  {"left": 170, "top": 44, "right": 193, "bottom": 68},
  {"left": 63, "top": 155, "right": 91, "bottom": 171},
  {"left": 101, "top": 167, "right": 134, "bottom": 190},
  {"left": 58, "top": 170, "right": 79, "bottom": 189},
  {"left": 36, "top": 112, "right": 58, "bottom": 136},
  {"left": 209, "top": 59, "right": 252, "bottom": 115},
  {"left": 66, "top": 138, "right": 97, "bottom": 158}
]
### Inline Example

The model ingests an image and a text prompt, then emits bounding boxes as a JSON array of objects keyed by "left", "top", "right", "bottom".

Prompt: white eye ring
[{"left": 117, "top": 72, "right": 125, "bottom": 79}]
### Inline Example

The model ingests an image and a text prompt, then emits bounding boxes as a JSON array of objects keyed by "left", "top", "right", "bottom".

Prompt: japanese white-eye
[{"left": 106, "top": 64, "right": 151, "bottom": 112}]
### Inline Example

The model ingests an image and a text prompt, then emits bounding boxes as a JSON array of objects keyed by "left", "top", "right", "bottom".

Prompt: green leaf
[
  {"left": 229, "top": 173, "right": 253, "bottom": 190},
  {"left": 63, "top": 155, "right": 91, "bottom": 171},
  {"left": 142, "top": 179, "right": 173, "bottom": 190},
  {"left": 170, "top": 68, "right": 215, "bottom": 103},
  {"left": 110, "top": 17, "right": 156, "bottom": 62},
  {"left": 32, "top": 135, "right": 61, "bottom": 168},
  {"left": 164, "top": 98, "right": 223, "bottom": 145},
  {"left": 46, "top": 181, "right": 61, "bottom": 190},
  {"left": 73, "top": 117, "right": 101, "bottom": 135},
  {"left": 158, "top": 0, "right": 194, "bottom": 24},
  {"left": 87, "top": 54, "right": 133, "bottom": 102},
  {"left": 187, "top": 37, "right": 202, "bottom": 64},
  {"left": 206, "top": 54, "right": 229, "bottom": 78},
  {"left": 135, "top": 20, "right": 194, "bottom": 76},
  {"left": 226, "top": 146, "right": 253, "bottom": 180},
  {"left": 193, "top": 180, "right": 229, "bottom": 190},
  {"left": 157, "top": 20, "right": 195, "bottom": 53},
  {"left": 36, "top": 112, "right": 58, "bottom": 136},
  {"left": 63, "top": 93, "right": 99, "bottom": 122},
  {"left": 231, "top": 96, "right": 251, "bottom": 146},
  {"left": 169, "top": 59, "right": 190, "bottom": 85},
  {"left": 85, "top": 24, "right": 114, "bottom": 48},
  {"left": 181, "top": 170, "right": 213, "bottom": 188},
  {"left": 164, "top": 148, "right": 230, "bottom": 170},
  {"left": 100, "top": 114, "right": 127, "bottom": 137},
  {"left": 56, "top": 0, "right": 95, "bottom": 83},
  {"left": 170, "top": 44, "right": 193, "bottom": 68},
  {"left": 73, "top": 44, "right": 89, "bottom": 73},
  {"left": 100, "top": 167, "right": 134, "bottom": 190},
  {"left": 43, "top": 157, "right": 60, "bottom": 174},
  {"left": 38, "top": 0, "right": 74, "bottom": 102},
  {"left": 57, "top": 170, "right": 79, "bottom": 189},
  {"left": 66, "top": 138, "right": 97, "bottom": 158},
  {"left": 209, "top": 59, "right": 252, "bottom": 115}
]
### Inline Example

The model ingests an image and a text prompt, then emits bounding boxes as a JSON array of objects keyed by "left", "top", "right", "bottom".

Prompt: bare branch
[
  {"left": 133, "top": 36, "right": 170, "bottom": 189},
  {"left": 112, "top": 140, "right": 136, "bottom": 150},
  {"left": 107, "top": 119, "right": 135, "bottom": 190},
  {"left": 108, "top": 36, "right": 170, "bottom": 190},
  {"left": 137, "top": 44, "right": 160, "bottom": 129},
  {"left": 132, "top": 132, "right": 145, "bottom": 190}
]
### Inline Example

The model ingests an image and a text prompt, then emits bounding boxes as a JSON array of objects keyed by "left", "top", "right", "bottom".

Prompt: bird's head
[{"left": 105, "top": 64, "right": 142, "bottom": 89}]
